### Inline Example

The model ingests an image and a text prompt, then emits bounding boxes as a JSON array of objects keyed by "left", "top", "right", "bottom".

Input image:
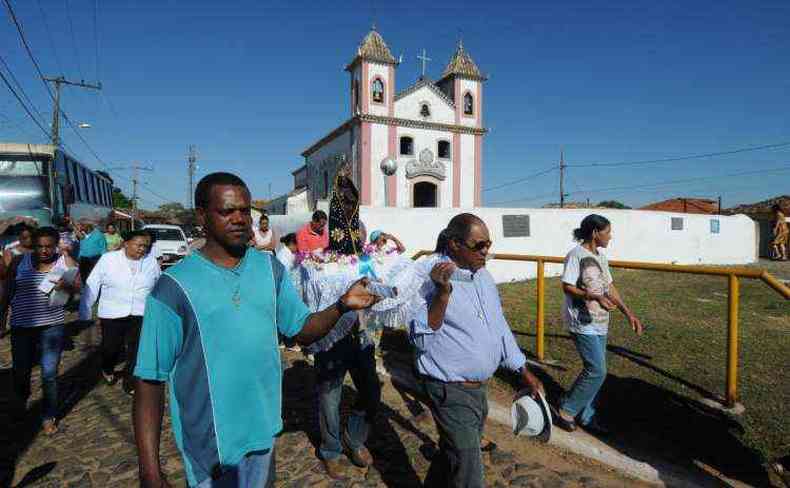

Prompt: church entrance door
[{"left": 413, "top": 181, "right": 438, "bottom": 207}]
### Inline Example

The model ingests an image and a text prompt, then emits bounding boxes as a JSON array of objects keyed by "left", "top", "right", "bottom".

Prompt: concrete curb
[{"left": 375, "top": 360, "right": 749, "bottom": 488}]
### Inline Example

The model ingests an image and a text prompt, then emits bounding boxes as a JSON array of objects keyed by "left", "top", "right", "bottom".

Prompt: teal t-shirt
[
  {"left": 134, "top": 248, "right": 310, "bottom": 487},
  {"left": 78, "top": 228, "right": 107, "bottom": 258}
]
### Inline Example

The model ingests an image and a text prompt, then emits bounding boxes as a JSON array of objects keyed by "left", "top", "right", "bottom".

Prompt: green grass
[
  {"left": 380, "top": 267, "right": 789, "bottom": 481},
  {"left": 498, "top": 268, "right": 790, "bottom": 466}
]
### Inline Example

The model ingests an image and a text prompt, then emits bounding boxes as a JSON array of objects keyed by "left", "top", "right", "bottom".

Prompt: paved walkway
[{"left": 0, "top": 321, "right": 649, "bottom": 487}]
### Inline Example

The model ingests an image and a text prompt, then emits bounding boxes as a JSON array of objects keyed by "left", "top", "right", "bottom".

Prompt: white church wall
[
  {"left": 459, "top": 133, "right": 476, "bottom": 207},
  {"left": 395, "top": 126, "right": 454, "bottom": 208},
  {"left": 395, "top": 86, "right": 455, "bottom": 124},
  {"left": 356, "top": 207, "right": 757, "bottom": 283},
  {"left": 305, "top": 129, "right": 353, "bottom": 206},
  {"left": 369, "top": 122, "right": 389, "bottom": 206},
  {"left": 458, "top": 79, "right": 480, "bottom": 128},
  {"left": 367, "top": 63, "right": 390, "bottom": 118}
]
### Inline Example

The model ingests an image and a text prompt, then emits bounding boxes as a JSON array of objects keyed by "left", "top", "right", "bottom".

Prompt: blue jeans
[
  {"left": 561, "top": 333, "right": 607, "bottom": 426},
  {"left": 195, "top": 449, "right": 274, "bottom": 488},
  {"left": 316, "top": 332, "right": 381, "bottom": 461},
  {"left": 11, "top": 324, "right": 65, "bottom": 421}
]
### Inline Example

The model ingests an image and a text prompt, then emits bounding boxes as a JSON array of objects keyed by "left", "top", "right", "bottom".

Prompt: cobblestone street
[{"left": 1, "top": 321, "right": 648, "bottom": 487}]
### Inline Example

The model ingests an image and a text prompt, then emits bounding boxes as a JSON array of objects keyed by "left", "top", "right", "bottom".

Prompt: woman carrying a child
[{"left": 554, "top": 214, "right": 643, "bottom": 436}]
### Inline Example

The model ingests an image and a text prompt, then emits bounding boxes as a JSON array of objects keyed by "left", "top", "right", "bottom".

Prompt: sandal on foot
[
  {"left": 101, "top": 371, "right": 118, "bottom": 385},
  {"left": 550, "top": 406, "right": 577, "bottom": 432},
  {"left": 42, "top": 419, "right": 58, "bottom": 436}
]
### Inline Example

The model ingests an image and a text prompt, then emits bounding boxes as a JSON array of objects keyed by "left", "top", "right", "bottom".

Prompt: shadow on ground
[
  {"left": 281, "top": 359, "right": 426, "bottom": 487},
  {"left": 506, "top": 330, "right": 772, "bottom": 487},
  {"left": 0, "top": 333, "right": 102, "bottom": 488},
  {"left": 379, "top": 329, "right": 771, "bottom": 487}
]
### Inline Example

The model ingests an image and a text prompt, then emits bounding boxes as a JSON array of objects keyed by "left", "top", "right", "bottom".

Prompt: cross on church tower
[{"left": 417, "top": 48, "right": 431, "bottom": 79}]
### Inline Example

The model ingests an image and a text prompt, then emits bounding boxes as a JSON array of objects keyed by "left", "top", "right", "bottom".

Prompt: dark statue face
[{"left": 338, "top": 182, "right": 358, "bottom": 219}]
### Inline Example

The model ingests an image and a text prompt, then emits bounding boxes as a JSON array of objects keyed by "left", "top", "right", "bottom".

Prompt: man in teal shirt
[
  {"left": 133, "top": 172, "right": 379, "bottom": 488},
  {"left": 77, "top": 221, "right": 107, "bottom": 281}
]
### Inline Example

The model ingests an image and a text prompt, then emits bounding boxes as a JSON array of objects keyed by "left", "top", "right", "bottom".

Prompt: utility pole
[
  {"left": 187, "top": 145, "right": 197, "bottom": 209},
  {"left": 559, "top": 147, "right": 567, "bottom": 208},
  {"left": 718, "top": 195, "right": 722, "bottom": 215},
  {"left": 43, "top": 76, "right": 102, "bottom": 146},
  {"left": 130, "top": 163, "right": 153, "bottom": 230}
]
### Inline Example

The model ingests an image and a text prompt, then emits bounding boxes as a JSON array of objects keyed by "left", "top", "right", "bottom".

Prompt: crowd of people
[{"left": 0, "top": 170, "right": 650, "bottom": 488}]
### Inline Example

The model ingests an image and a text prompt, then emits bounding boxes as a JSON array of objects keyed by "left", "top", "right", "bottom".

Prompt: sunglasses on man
[{"left": 458, "top": 239, "right": 492, "bottom": 252}]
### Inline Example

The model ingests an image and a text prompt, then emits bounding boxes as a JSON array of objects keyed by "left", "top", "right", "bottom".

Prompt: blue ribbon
[{"left": 358, "top": 254, "right": 378, "bottom": 280}]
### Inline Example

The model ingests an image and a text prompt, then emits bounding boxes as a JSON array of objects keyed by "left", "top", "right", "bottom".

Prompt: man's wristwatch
[{"left": 336, "top": 299, "right": 352, "bottom": 315}]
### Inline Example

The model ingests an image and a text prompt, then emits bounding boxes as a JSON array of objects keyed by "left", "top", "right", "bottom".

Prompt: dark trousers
[
  {"left": 422, "top": 378, "right": 489, "bottom": 488},
  {"left": 11, "top": 324, "right": 65, "bottom": 420},
  {"left": 100, "top": 316, "right": 142, "bottom": 377},
  {"left": 315, "top": 332, "right": 381, "bottom": 460},
  {"left": 78, "top": 256, "right": 100, "bottom": 282}
]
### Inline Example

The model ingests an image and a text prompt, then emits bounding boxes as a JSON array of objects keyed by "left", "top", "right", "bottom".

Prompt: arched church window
[
  {"left": 353, "top": 80, "right": 360, "bottom": 112},
  {"left": 420, "top": 103, "right": 431, "bottom": 118},
  {"left": 438, "top": 140, "right": 451, "bottom": 159},
  {"left": 400, "top": 136, "right": 414, "bottom": 156},
  {"left": 372, "top": 79, "right": 384, "bottom": 103},
  {"left": 463, "top": 92, "right": 474, "bottom": 115}
]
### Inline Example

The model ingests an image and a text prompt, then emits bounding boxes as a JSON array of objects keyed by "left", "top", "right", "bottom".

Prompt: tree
[
  {"left": 597, "top": 200, "right": 631, "bottom": 209},
  {"left": 112, "top": 188, "right": 133, "bottom": 209},
  {"left": 157, "top": 202, "right": 187, "bottom": 215}
]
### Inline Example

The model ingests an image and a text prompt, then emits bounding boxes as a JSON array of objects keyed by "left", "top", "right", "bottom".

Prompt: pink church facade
[{"left": 284, "top": 28, "right": 487, "bottom": 213}]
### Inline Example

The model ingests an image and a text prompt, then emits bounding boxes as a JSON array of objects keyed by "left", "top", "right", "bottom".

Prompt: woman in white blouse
[{"left": 79, "top": 229, "right": 161, "bottom": 394}]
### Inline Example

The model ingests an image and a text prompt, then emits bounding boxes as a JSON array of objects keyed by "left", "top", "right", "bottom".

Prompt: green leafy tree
[
  {"left": 597, "top": 200, "right": 631, "bottom": 209},
  {"left": 112, "top": 188, "right": 133, "bottom": 209},
  {"left": 157, "top": 202, "right": 187, "bottom": 215}
]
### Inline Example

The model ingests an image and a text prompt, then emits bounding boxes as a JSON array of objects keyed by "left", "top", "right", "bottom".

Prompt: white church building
[{"left": 267, "top": 27, "right": 487, "bottom": 214}]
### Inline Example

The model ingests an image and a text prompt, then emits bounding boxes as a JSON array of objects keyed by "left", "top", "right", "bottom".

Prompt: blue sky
[{"left": 2, "top": 0, "right": 789, "bottom": 209}]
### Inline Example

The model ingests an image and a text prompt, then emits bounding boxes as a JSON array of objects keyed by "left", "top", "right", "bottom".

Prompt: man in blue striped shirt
[{"left": 411, "top": 213, "right": 543, "bottom": 488}]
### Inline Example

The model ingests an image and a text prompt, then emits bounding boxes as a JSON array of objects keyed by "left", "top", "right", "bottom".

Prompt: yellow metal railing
[{"left": 412, "top": 250, "right": 790, "bottom": 408}]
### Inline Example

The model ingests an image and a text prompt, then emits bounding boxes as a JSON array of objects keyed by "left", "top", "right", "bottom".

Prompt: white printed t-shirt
[{"left": 561, "top": 245, "right": 613, "bottom": 335}]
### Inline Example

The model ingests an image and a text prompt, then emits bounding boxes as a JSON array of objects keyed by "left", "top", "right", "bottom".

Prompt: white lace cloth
[{"left": 292, "top": 254, "right": 433, "bottom": 353}]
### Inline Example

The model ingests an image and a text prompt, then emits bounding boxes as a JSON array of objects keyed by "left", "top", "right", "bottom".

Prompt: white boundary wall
[{"left": 271, "top": 207, "right": 757, "bottom": 283}]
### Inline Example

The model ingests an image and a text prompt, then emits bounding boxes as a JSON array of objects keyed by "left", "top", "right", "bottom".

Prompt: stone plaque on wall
[{"left": 502, "top": 215, "right": 530, "bottom": 238}]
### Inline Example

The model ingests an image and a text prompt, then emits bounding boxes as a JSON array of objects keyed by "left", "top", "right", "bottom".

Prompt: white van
[{"left": 143, "top": 224, "right": 189, "bottom": 266}]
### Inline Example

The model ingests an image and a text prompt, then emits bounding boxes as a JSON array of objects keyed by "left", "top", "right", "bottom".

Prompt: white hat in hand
[{"left": 511, "top": 389, "right": 552, "bottom": 442}]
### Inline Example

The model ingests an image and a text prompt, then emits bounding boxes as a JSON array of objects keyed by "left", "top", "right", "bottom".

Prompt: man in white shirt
[{"left": 79, "top": 230, "right": 161, "bottom": 394}]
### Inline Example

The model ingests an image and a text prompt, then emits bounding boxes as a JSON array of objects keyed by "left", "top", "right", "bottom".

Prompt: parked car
[{"left": 143, "top": 224, "right": 189, "bottom": 267}]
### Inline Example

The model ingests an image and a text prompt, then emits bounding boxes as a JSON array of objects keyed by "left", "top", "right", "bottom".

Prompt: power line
[
  {"left": 487, "top": 140, "right": 790, "bottom": 192},
  {"left": 34, "top": 0, "right": 64, "bottom": 75},
  {"left": 564, "top": 165, "right": 790, "bottom": 197},
  {"left": 565, "top": 141, "right": 790, "bottom": 168},
  {"left": 488, "top": 190, "right": 557, "bottom": 206},
  {"left": 3, "top": 0, "right": 121, "bottom": 183},
  {"left": 93, "top": 0, "right": 100, "bottom": 82},
  {"left": 63, "top": 0, "right": 86, "bottom": 82},
  {"left": 0, "top": 54, "right": 45, "bottom": 126},
  {"left": 489, "top": 164, "right": 790, "bottom": 206},
  {"left": 140, "top": 181, "right": 173, "bottom": 204},
  {"left": 0, "top": 64, "right": 52, "bottom": 139},
  {"left": 482, "top": 165, "right": 556, "bottom": 192}
]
